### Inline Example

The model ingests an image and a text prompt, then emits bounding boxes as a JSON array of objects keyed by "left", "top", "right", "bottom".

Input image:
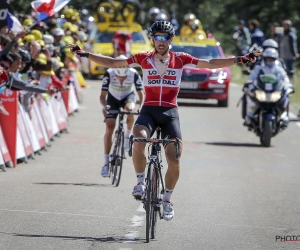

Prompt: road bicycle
[
  {"left": 105, "top": 108, "right": 139, "bottom": 187},
  {"left": 128, "top": 128, "right": 180, "bottom": 242}
]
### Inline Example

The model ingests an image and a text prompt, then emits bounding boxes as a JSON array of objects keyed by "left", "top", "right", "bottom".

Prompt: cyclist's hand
[
  {"left": 65, "top": 44, "right": 89, "bottom": 58},
  {"left": 137, "top": 107, "right": 141, "bottom": 113},
  {"left": 102, "top": 105, "right": 110, "bottom": 117},
  {"left": 236, "top": 52, "right": 261, "bottom": 64}
]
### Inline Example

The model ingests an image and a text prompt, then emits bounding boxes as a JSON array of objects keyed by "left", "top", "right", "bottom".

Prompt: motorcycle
[{"left": 240, "top": 74, "right": 293, "bottom": 147}]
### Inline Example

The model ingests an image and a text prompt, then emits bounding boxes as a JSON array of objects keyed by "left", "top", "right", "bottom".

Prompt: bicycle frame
[
  {"left": 106, "top": 109, "right": 139, "bottom": 186},
  {"left": 128, "top": 128, "right": 180, "bottom": 242}
]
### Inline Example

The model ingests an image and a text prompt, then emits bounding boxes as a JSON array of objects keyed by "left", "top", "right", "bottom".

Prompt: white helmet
[
  {"left": 114, "top": 55, "right": 128, "bottom": 76},
  {"left": 149, "top": 7, "right": 160, "bottom": 15},
  {"left": 262, "top": 39, "right": 278, "bottom": 49},
  {"left": 156, "top": 13, "right": 168, "bottom": 21},
  {"left": 263, "top": 48, "right": 279, "bottom": 59}
]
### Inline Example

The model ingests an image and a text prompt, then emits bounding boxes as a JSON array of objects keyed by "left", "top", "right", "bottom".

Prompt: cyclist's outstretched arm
[
  {"left": 196, "top": 51, "right": 261, "bottom": 69},
  {"left": 88, "top": 53, "right": 129, "bottom": 68},
  {"left": 65, "top": 44, "right": 128, "bottom": 68}
]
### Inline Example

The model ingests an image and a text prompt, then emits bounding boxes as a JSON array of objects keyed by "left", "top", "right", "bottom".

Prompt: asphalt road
[{"left": 1, "top": 79, "right": 300, "bottom": 250}]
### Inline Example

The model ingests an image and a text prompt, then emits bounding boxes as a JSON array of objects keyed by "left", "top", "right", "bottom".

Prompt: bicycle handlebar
[
  {"left": 103, "top": 109, "right": 139, "bottom": 122},
  {"left": 107, "top": 109, "right": 140, "bottom": 115},
  {"left": 128, "top": 135, "right": 181, "bottom": 160}
]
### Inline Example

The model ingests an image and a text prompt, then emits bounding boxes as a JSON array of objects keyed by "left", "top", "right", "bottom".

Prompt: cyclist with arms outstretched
[{"left": 66, "top": 20, "right": 259, "bottom": 221}]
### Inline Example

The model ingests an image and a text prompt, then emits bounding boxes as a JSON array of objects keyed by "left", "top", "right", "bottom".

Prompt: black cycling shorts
[
  {"left": 134, "top": 106, "right": 182, "bottom": 140},
  {"left": 106, "top": 92, "right": 136, "bottom": 119}
]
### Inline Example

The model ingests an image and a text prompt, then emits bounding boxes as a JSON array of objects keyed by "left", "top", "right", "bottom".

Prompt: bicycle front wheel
[
  {"left": 151, "top": 167, "right": 160, "bottom": 239},
  {"left": 145, "top": 163, "right": 154, "bottom": 243},
  {"left": 113, "top": 131, "right": 124, "bottom": 187},
  {"left": 110, "top": 131, "right": 119, "bottom": 184}
]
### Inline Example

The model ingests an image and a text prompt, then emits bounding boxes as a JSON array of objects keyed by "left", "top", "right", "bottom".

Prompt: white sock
[
  {"left": 136, "top": 172, "right": 145, "bottom": 185},
  {"left": 104, "top": 154, "right": 109, "bottom": 165},
  {"left": 125, "top": 130, "right": 131, "bottom": 138},
  {"left": 163, "top": 188, "right": 173, "bottom": 202}
]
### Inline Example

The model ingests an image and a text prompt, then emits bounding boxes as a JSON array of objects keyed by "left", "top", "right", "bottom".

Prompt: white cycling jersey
[{"left": 102, "top": 68, "right": 143, "bottom": 100}]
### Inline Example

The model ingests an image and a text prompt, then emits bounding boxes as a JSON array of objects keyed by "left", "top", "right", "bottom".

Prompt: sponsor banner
[
  {"left": 0, "top": 89, "right": 18, "bottom": 166},
  {"left": 19, "top": 104, "right": 40, "bottom": 152},
  {"left": 46, "top": 98, "right": 60, "bottom": 135},
  {"left": 0, "top": 124, "right": 12, "bottom": 164},
  {"left": 17, "top": 107, "right": 34, "bottom": 157},
  {"left": 37, "top": 95, "right": 54, "bottom": 139},
  {"left": 50, "top": 95, "right": 67, "bottom": 131},
  {"left": 31, "top": 101, "right": 47, "bottom": 148},
  {"left": 0, "top": 146, "right": 4, "bottom": 165},
  {"left": 70, "top": 72, "right": 83, "bottom": 103},
  {"left": 33, "top": 98, "right": 49, "bottom": 144},
  {"left": 69, "top": 84, "right": 79, "bottom": 112},
  {"left": 16, "top": 126, "right": 26, "bottom": 160}
]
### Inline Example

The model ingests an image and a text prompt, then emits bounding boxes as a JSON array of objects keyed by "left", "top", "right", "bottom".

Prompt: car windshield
[
  {"left": 170, "top": 45, "right": 221, "bottom": 59},
  {"left": 96, "top": 32, "right": 146, "bottom": 44}
]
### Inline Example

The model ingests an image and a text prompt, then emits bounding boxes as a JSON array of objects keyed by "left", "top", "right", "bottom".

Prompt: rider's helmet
[
  {"left": 155, "top": 12, "right": 168, "bottom": 21},
  {"left": 184, "top": 13, "right": 196, "bottom": 23},
  {"left": 149, "top": 7, "right": 160, "bottom": 16},
  {"left": 114, "top": 55, "right": 129, "bottom": 77},
  {"left": 262, "top": 39, "right": 279, "bottom": 50},
  {"left": 263, "top": 48, "right": 279, "bottom": 59},
  {"left": 190, "top": 19, "right": 201, "bottom": 30},
  {"left": 148, "top": 21, "right": 175, "bottom": 37}
]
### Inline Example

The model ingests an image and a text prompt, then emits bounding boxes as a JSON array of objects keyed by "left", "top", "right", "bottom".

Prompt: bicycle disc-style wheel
[
  {"left": 113, "top": 132, "right": 124, "bottom": 187},
  {"left": 151, "top": 167, "right": 160, "bottom": 239},
  {"left": 145, "top": 163, "right": 154, "bottom": 243}
]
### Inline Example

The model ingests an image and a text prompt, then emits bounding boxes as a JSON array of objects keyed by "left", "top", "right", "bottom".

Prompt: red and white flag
[{"left": 31, "top": 0, "right": 70, "bottom": 21}]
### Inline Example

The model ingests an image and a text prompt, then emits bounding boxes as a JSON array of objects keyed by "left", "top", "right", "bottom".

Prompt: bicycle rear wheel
[
  {"left": 145, "top": 163, "right": 154, "bottom": 243},
  {"left": 113, "top": 132, "right": 124, "bottom": 187},
  {"left": 151, "top": 167, "right": 160, "bottom": 239}
]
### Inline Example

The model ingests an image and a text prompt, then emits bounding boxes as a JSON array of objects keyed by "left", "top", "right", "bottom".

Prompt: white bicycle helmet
[
  {"left": 262, "top": 39, "right": 278, "bottom": 49},
  {"left": 149, "top": 7, "right": 160, "bottom": 15},
  {"left": 114, "top": 55, "right": 128, "bottom": 76},
  {"left": 263, "top": 48, "right": 279, "bottom": 59}
]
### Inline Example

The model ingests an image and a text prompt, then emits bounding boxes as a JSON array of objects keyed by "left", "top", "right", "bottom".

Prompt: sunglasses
[
  {"left": 153, "top": 35, "right": 171, "bottom": 42},
  {"left": 0, "top": 63, "right": 9, "bottom": 70}
]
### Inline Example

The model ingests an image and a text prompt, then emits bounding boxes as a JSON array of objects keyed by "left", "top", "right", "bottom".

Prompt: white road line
[
  {"left": 121, "top": 203, "right": 145, "bottom": 244},
  {"left": 122, "top": 231, "right": 138, "bottom": 243},
  {"left": 130, "top": 215, "right": 144, "bottom": 227},
  {"left": 137, "top": 203, "right": 145, "bottom": 213}
]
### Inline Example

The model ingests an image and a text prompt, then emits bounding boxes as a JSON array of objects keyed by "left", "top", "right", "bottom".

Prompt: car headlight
[
  {"left": 269, "top": 91, "right": 281, "bottom": 102},
  {"left": 209, "top": 71, "right": 227, "bottom": 81},
  {"left": 255, "top": 90, "right": 267, "bottom": 101}
]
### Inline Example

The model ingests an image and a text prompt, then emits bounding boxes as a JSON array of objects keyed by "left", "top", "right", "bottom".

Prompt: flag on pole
[
  {"left": 7, "top": 12, "right": 23, "bottom": 33},
  {"left": 31, "top": 0, "right": 70, "bottom": 22}
]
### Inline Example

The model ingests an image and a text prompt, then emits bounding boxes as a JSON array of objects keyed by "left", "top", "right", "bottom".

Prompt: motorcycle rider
[
  {"left": 249, "top": 39, "right": 286, "bottom": 71},
  {"left": 243, "top": 48, "right": 294, "bottom": 127}
]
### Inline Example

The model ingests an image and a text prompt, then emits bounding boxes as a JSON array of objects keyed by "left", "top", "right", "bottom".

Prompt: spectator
[
  {"left": 270, "top": 22, "right": 282, "bottom": 44},
  {"left": 149, "top": 7, "right": 160, "bottom": 26},
  {"left": 279, "top": 20, "right": 299, "bottom": 77},
  {"left": 167, "top": 10, "right": 180, "bottom": 36},
  {"left": 232, "top": 20, "right": 251, "bottom": 56},
  {"left": 113, "top": 31, "right": 133, "bottom": 58},
  {"left": 248, "top": 19, "right": 264, "bottom": 47},
  {"left": 180, "top": 13, "right": 196, "bottom": 38}
]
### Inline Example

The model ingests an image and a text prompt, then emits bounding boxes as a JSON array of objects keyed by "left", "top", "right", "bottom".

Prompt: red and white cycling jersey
[{"left": 127, "top": 51, "right": 199, "bottom": 107}]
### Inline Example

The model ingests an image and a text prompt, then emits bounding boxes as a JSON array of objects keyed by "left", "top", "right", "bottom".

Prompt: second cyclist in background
[{"left": 100, "top": 55, "right": 144, "bottom": 177}]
